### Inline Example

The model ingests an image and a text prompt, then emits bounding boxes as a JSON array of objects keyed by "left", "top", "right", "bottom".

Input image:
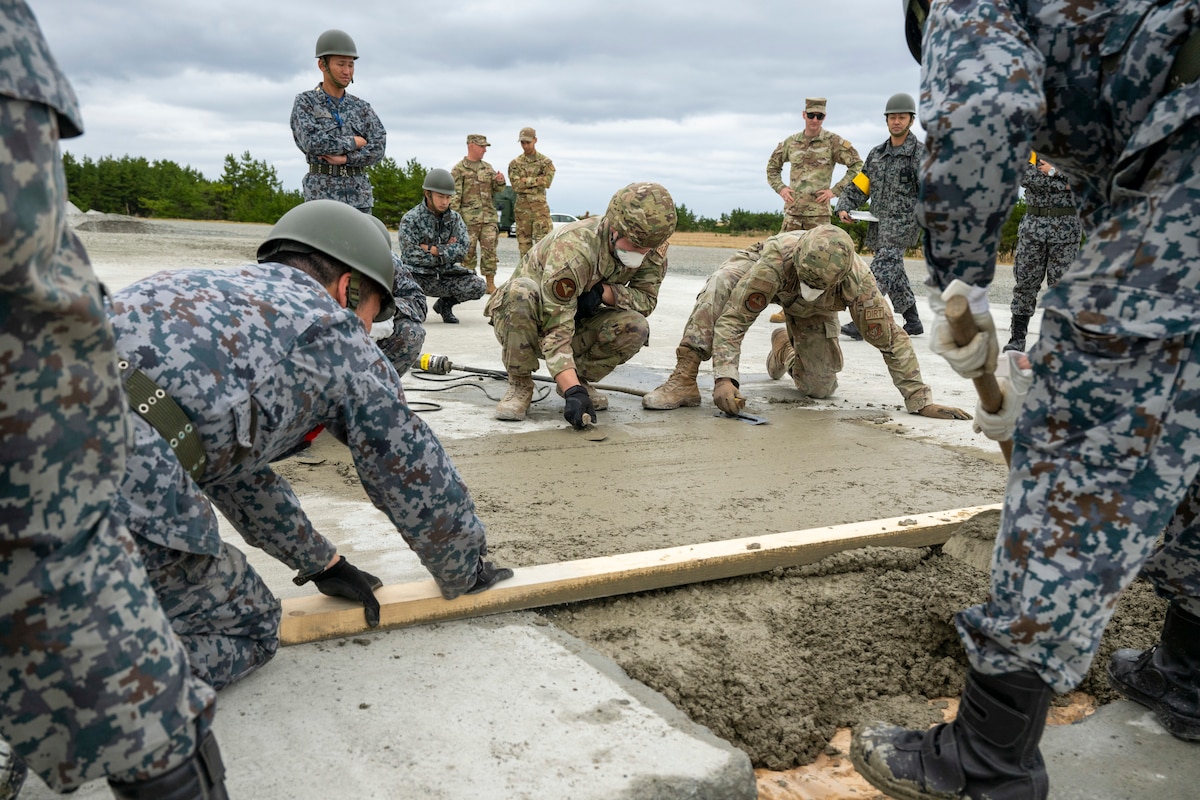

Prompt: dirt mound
[{"left": 75, "top": 214, "right": 160, "bottom": 235}]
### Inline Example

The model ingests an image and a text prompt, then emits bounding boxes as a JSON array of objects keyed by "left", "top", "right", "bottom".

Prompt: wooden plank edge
[{"left": 279, "top": 503, "right": 1001, "bottom": 646}]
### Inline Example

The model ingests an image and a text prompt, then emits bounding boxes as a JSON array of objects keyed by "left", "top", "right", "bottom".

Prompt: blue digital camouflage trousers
[
  {"left": 958, "top": 123, "right": 1200, "bottom": 692},
  {"left": 0, "top": 95, "right": 212, "bottom": 791},
  {"left": 1010, "top": 237, "right": 1077, "bottom": 317},
  {"left": 866, "top": 246, "right": 916, "bottom": 316}
]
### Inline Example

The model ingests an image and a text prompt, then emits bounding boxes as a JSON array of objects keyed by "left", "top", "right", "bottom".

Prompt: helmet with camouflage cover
[
  {"left": 316, "top": 29, "right": 358, "bottom": 59},
  {"left": 793, "top": 225, "right": 855, "bottom": 296},
  {"left": 422, "top": 168, "right": 457, "bottom": 195},
  {"left": 604, "top": 182, "right": 677, "bottom": 249},
  {"left": 885, "top": 92, "right": 917, "bottom": 116},
  {"left": 257, "top": 199, "right": 396, "bottom": 322}
]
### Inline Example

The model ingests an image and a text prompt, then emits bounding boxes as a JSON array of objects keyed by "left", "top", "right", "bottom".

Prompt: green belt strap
[
  {"left": 120, "top": 361, "right": 207, "bottom": 480},
  {"left": 1027, "top": 206, "right": 1077, "bottom": 217}
]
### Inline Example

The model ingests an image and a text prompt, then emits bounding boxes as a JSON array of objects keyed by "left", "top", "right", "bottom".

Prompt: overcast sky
[{"left": 35, "top": 0, "right": 923, "bottom": 219}]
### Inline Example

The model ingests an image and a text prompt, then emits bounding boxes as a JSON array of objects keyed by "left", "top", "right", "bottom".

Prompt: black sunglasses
[{"left": 806, "top": 112, "right": 825, "bottom": 120}]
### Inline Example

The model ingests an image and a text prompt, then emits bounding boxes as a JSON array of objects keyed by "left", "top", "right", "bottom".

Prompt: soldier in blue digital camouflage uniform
[
  {"left": 108, "top": 199, "right": 512, "bottom": 694},
  {"left": 836, "top": 92, "right": 926, "bottom": 339},
  {"left": 367, "top": 214, "right": 427, "bottom": 377},
  {"left": 1004, "top": 154, "right": 1082, "bottom": 352},
  {"left": 851, "top": 3, "right": 1200, "bottom": 799},
  {"left": 0, "top": 2, "right": 226, "bottom": 797},
  {"left": 398, "top": 167, "right": 486, "bottom": 324},
  {"left": 290, "top": 29, "right": 386, "bottom": 213}
]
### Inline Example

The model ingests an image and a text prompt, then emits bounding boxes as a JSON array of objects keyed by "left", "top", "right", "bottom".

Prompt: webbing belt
[
  {"left": 1026, "top": 206, "right": 1077, "bottom": 217},
  {"left": 309, "top": 163, "right": 364, "bottom": 177},
  {"left": 120, "top": 360, "right": 207, "bottom": 480}
]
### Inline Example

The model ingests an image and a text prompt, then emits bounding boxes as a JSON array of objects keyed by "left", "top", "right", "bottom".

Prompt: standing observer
[
  {"left": 452, "top": 133, "right": 506, "bottom": 291},
  {"left": 290, "top": 29, "right": 386, "bottom": 213},
  {"left": 836, "top": 92, "right": 925, "bottom": 338},
  {"left": 508, "top": 126, "right": 556, "bottom": 263}
]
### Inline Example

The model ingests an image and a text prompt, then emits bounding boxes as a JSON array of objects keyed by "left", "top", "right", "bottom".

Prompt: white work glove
[
  {"left": 929, "top": 279, "right": 998, "bottom": 380},
  {"left": 973, "top": 351, "right": 1034, "bottom": 441}
]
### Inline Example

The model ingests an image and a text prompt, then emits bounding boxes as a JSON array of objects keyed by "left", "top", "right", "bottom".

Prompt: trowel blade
[{"left": 713, "top": 411, "right": 769, "bottom": 425}]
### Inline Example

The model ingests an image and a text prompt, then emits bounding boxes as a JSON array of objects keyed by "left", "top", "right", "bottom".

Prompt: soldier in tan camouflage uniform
[
  {"left": 765, "top": 97, "right": 863, "bottom": 323},
  {"left": 642, "top": 226, "right": 968, "bottom": 421},
  {"left": 508, "top": 126, "right": 556, "bottom": 264},
  {"left": 451, "top": 134, "right": 505, "bottom": 290},
  {"left": 484, "top": 183, "right": 676, "bottom": 428}
]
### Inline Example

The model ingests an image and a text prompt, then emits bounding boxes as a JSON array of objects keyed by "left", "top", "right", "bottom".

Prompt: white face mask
[
  {"left": 798, "top": 280, "right": 825, "bottom": 302},
  {"left": 616, "top": 248, "right": 644, "bottom": 268}
]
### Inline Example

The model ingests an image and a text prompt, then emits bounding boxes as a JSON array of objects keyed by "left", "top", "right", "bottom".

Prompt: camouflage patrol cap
[
  {"left": 467, "top": 134, "right": 490, "bottom": 146},
  {"left": 519, "top": 127, "right": 537, "bottom": 142},
  {"left": 315, "top": 29, "right": 358, "bottom": 59},
  {"left": 805, "top": 98, "right": 827, "bottom": 113},
  {"left": 605, "top": 182, "right": 677, "bottom": 249},
  {"left": 257, "top": 200, "right": 396, "bottom": 322},
  {"left": 793, "top": 225, "right": 855, "bottom": 293}
]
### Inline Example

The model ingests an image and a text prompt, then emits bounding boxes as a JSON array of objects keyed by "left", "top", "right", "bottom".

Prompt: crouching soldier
[
  {"left": 484, "top": 182, "right": 676, "bottom": 428},
  {"left": 643, "top": 225, "right": 969, "bottom": 420},
  {"left": 108, "top": 199, "right": 512, "bottom": 691}
]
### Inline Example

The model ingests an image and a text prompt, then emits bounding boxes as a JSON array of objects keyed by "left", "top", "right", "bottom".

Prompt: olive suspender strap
[{"left": 120, "top": 360, "right": 207, "bottom": 480}]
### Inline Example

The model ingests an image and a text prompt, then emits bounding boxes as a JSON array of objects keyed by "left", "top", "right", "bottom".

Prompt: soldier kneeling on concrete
[
  {"left": 485, "top": 182, "right": 676, "bottom": 428},
  {"left": 643, "top": 225, "right": 970, "bottom": 420},
  {"left": 107, "top": 199, "right": 513, "bottom": 693},
  {"left": 399, "top": 167, "right": 485, "bottom": 324}
]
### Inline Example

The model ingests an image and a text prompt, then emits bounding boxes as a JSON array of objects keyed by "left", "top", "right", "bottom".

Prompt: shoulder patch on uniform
[
  {"left": 553, "top": 277, "right": 578, "bottom": 302},
  {"left": 746, "top": 292, "right": 768, "bottom": 314}
]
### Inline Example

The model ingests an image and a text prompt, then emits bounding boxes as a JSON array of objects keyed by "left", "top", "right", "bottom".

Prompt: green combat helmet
[
  {"left": 257, "top": 199, "right": 396, "bottom": 322},
  {"left": 316, "top": 29, "right": 358, "bottom": 59},
  {"left": 884, "top": 92, "right": 917, "bottom": 116},
  {"left": 793, "top": 225, "right": 855, "bottom": 298},
  {"left": 422, "top": 168, "right": 457, "bottom": 195},
  {"left": 605, "top": 182, "right": 677, "bottom": 249}
]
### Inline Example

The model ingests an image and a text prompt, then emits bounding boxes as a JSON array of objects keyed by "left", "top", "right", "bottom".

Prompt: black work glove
[
  {"left": 562, "top": 384, "right": 596, "bottom": 429},
  {"left": 296, "top": 556, "right": 382, "bottom": 627},
  {"left": 574, "top": 283, "right": 604, "bottom": 322},
  {"left": 466, "top": 560, "right": 515, "bottom": 594}
]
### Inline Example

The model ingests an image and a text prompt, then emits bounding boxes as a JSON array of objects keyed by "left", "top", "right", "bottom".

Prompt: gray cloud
[{"left": 36, "top": 0, "right": 922, "bottom": 218}]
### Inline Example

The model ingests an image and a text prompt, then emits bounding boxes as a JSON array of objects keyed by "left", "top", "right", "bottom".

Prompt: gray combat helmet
[
  {"left": 422, "top": 168, "right": 457, "bottom": 195},
  {"left": 604, "top": 182, "right": 677, "bottom": 249},
  {"left": 885, "top": 92, "right": 917, "bottom": 115},
  {"left": 257, "top": 199, "right": 396, "bottom": 322},
  {"left": 316, "top": 29, "right": 358, "bottom": 59}
]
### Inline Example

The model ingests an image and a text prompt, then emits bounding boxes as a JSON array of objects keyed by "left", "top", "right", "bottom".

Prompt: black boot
[
  {"left": 841, "top": 321, "right": 863, "bottom": 340},
  {"left": 109, "top": 732, "right": 228, "bottom": 800},
  {"left": 852, "top": 669, "right": 1052, "bottom": 800},
  {"left": 1108, "top": 603, "right": 1200, "bottom": 741},
  {"left": 433, "top": 297, "right": 459, "bottom": 324},
  {"left": 902, "top": 305, "right": 924, "bottom": 336},
  {"left": 1004, "top": 313, "right": 1031, "bottom": 352}
]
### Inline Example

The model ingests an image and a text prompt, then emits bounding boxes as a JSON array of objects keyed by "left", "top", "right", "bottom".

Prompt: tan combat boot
[
  {"left": 769, "top": 310, "right": 786, "bottom": 324},
  {"left": 642, "top": 346, "right": 703, "bottom": 409},
  {"left": 485, "top": 274, "right": 497, "bottom": 294},
  {"left": 766, "top": 328, "right": 794, "bottom": 381},
  {"left": 495, "top": 373, "right": 535, "bottom": 421}
]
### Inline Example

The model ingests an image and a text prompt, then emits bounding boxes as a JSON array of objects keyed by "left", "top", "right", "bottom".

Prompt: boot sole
[
  {"left": 642, "top": 397, "right": 701, "bottom": 410},
  {"left": 1107, "top": 663, "right": 1200, "bottom": 741}
]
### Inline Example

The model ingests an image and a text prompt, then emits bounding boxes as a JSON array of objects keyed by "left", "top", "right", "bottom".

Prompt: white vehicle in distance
[{"left": 550, "top": 212, "right": 578, "bottom": 230}]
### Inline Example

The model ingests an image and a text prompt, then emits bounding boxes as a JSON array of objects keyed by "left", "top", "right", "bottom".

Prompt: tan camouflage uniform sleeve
[
  {"left": 539, "top": 240, "right": 596, "bottom": 377},
  {"left": 842, "top": 256, "right": 932, "bottom": 411},
  {"left": 766, "top": 136, "right": 792, "bottom": 194},
  {"left": 712, "top": 239, "right": 788, "bottom": 384}
]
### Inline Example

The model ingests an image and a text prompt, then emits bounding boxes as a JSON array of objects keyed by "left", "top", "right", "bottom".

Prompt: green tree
[
  {"left": 220, "top": 152, "right": 299, "bottom": 223},
  {"left": 367, "top": 157, "right": 427, "bottom": 227}
]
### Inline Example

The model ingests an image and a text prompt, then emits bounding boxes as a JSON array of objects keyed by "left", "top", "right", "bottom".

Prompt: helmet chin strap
[{"left": 321, "top": 58, "right": 352, "bottom": 91}]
